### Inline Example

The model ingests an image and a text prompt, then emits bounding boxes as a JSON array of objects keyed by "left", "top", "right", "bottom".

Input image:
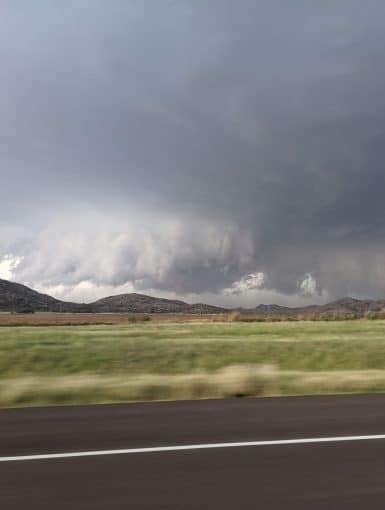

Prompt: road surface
[{"left": 2, "top": 394, "right": 385, "bottom": 509}]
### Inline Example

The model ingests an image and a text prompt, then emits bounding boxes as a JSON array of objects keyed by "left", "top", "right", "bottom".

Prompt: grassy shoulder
[{"left": 1, "top": 320, "right": 385, "bottom": 406}]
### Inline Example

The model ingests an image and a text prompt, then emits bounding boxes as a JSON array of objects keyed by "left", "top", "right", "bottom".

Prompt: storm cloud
[{"left": 2, "top": 1, "right": 385, "bottom": 305}]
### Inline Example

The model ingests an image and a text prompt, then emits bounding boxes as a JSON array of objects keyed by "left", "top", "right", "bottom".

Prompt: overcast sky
[{"left": 2, "top": 1, "right": 385, "bottom": 306}]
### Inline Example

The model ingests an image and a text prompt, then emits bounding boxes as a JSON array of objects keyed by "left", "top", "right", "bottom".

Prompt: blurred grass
[{"left": 1, "top": 320, "right": 385, "bottom": 406}]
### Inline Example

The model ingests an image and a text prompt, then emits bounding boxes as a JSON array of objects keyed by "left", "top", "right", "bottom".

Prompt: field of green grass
[{"left": 1, "top": 320, "right": 385, "bottom": 407}]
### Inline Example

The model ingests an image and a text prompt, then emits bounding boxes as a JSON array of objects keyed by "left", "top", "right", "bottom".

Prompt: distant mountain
[
  {"left": 0, "top": 278, "right": 86, "bottom": 312},
  {"left": 0, "top": 279, "right": 224, "bottom": 314},
  {"left": 247, "top": 297, "right": 385, "bottom": 316},
  {"left": 254, "top": 303, "right": 292, "bottom": 314},
  {"left": 304, "top": 297, "right": 385, "bottom": 315},
  {"left": 91, "top": 293, "right": 224, "bottom": 314},
  {"left": 1, "top": 278, "right": 385, "bottom": 316}
]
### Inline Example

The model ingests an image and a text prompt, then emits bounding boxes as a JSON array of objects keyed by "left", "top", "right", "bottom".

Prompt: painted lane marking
[{"left": 1, "top": 434, "right": 385, "bottom": 462}]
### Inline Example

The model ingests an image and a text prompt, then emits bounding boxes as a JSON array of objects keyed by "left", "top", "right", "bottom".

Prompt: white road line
[{"left": 1, "top": 434, "right": 385, "bottom": 462}]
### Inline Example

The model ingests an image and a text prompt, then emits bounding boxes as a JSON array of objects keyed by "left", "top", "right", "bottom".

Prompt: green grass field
[{"left": 1, "top": 320, "right": 385, "bottom": 407}]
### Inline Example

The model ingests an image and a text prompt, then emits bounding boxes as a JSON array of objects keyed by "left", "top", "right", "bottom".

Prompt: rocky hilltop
[
  {"left": 0, "top": 278, "right": 87, "bottom": 313},
  {"left": 91, "top": 293, "right": 224, "bottom": 314}
]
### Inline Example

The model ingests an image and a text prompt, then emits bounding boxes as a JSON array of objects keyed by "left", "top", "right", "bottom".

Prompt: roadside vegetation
[
  {"left": 220, "top": 310, "right": 385, "bottom": 321},
  {"left": 1, "top": 320, "right": 385, "bottom": 407}
]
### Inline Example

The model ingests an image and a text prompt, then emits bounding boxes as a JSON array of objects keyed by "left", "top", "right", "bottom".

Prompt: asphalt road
[{"left": 2, "top": 394, "right": 385, "bottom": 509}]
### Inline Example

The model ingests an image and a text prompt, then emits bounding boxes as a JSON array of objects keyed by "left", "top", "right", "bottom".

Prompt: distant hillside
[
  {"left": 0, "top": 279, "right": 86, "bottom": 312},
  {"left": 0, "top": 279, "right": 224, "bottom": 314},
  {"left": 1, "top": 278, "right": 385, "bottom": 316},
  {"left": 248, "top": 297, "right": 385, "bottom": 316},
  {"left": 90, "top": 293, "right": 225, "bottom": 313}
]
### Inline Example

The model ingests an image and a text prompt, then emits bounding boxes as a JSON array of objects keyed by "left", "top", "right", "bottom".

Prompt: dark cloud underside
[{"left": 1, "top": 1, "right": 385, "bottom": 304}]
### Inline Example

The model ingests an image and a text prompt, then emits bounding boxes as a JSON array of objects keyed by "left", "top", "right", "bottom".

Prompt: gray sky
[{"left": 2, "top": 1, "right": 385, "bottom": 306}]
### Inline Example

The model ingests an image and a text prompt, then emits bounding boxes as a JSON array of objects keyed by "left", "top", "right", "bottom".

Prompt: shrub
[
  {"left": 127, "top": 314, "right": 151, "bottom": 323},
  {"left": 15, "top": 308, "right": 35, "bottom": 314}
]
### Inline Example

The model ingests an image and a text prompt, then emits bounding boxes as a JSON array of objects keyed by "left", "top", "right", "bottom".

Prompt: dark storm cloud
[{"left": 2, "top": 0, "right": 385, "bottom": 303}]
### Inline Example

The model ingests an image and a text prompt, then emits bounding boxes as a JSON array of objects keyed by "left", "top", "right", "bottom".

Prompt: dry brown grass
[
  {"left": 0, "top": 312, "right": 220, "bottom": 326},
  {"left": 2, "top": 309, "right": 384, "bottom": 326},
  {"left": 2, "top": 366, "right": 385, "bottom": 408}
]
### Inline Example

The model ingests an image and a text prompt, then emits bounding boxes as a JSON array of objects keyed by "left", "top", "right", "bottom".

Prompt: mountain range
[
  {"left": 1, "top": 278, "right": 385, "bottom": 316},
  {"left": 0, "top": 278, "right": 224, "bottom": 313}
]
